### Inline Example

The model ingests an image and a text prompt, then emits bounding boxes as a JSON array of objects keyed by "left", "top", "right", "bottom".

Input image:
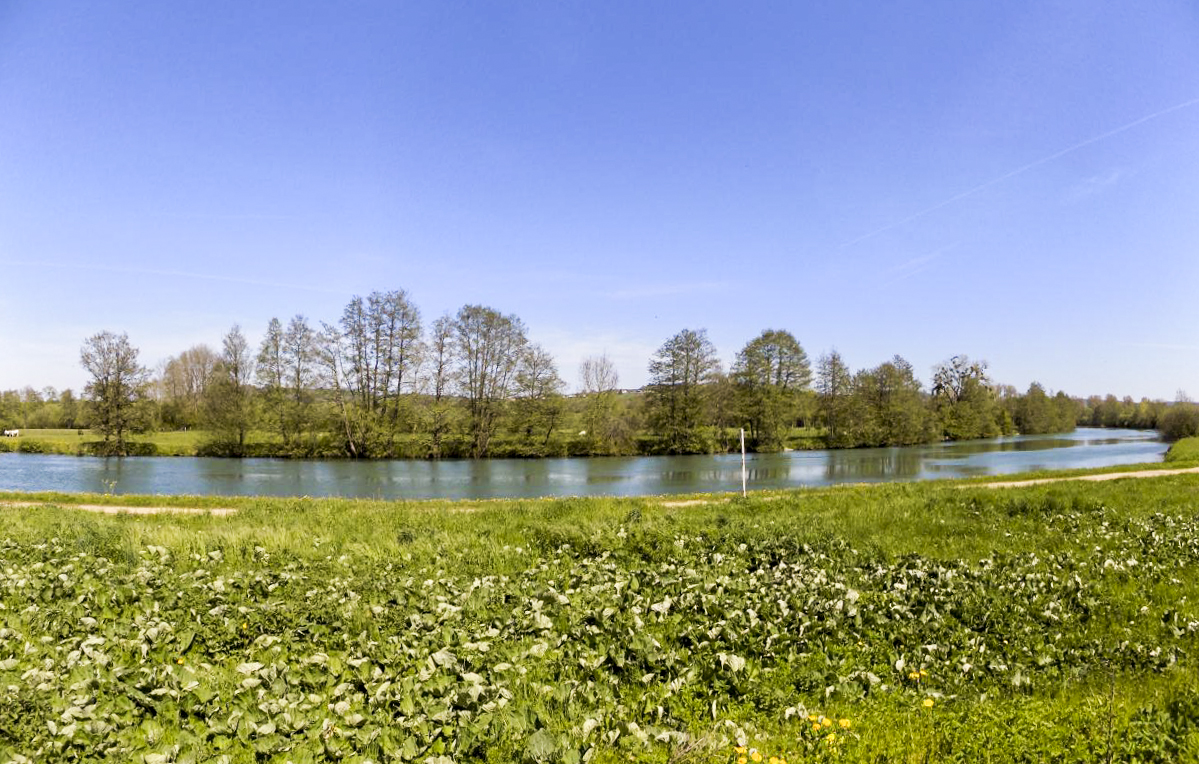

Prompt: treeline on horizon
[{"left": 2, "top": 289, "right": 1197, "bottom": 457}]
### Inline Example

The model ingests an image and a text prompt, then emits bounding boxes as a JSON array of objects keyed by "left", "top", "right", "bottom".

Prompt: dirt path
[
  {"left": 656, "top": 466, "right": 1199, "bottom": 506},
  {"left": 971, "top": 465, "right": 1199, "bottom": 488},
  {"left": 0, "top": 501, "right": 237, "bottom": 516}
]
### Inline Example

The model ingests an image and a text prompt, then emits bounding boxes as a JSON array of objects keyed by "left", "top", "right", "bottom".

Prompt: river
[{"left": 0, "top": 428, "right": 1166, "bottom": 500}]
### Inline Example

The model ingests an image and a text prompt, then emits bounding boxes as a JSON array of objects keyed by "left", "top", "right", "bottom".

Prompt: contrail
[
  {"left": 0, "top": 259, "right": 352, "bottom": 296},
  {"left": 841, "top": 96, "right": 1199, "bottom": 249}
]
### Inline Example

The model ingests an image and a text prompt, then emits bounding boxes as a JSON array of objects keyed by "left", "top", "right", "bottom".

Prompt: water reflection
[{"left": 0, "top": 428, "right": 1167, "bottom": 500}]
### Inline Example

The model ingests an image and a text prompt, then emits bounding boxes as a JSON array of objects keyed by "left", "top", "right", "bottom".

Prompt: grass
[
  {"left": 1164, "top": 436, "right": 1199, "bottom": 464},
  {"left": 1, "top": 472, "right": 1198, "bottom": 761}
]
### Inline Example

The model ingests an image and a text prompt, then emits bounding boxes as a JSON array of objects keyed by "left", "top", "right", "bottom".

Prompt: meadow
[{"left": 0, "top": 441, "right": 1197, "bottom": 762}]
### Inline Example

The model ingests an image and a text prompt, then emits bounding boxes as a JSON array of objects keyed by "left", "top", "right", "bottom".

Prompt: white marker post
[{"left": 740, "top": 428, "right": 747, "bottom": 498}]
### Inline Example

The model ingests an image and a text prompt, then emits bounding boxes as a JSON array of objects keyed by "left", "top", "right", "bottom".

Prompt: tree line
[{"left": 2, "top": 290, "right": 1195, "bottom": 456}]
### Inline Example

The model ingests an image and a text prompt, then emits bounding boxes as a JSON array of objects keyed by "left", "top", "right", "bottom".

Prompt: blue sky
[{"left": 2, "top": 2, "right": 1197, "bottom": 398}]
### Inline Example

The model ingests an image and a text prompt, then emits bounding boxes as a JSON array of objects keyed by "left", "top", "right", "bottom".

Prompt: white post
[{"left": 740, "top": 428, "right": 747, "bottom": 498}]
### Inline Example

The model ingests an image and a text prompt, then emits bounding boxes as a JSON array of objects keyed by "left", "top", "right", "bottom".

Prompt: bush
[{"left": 1159, "top": 404, "right": 1199, "bottom": 441}]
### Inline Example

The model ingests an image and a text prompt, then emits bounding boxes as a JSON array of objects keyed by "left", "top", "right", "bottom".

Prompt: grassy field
[{"left": 2, "top": 457, "right": 1198, "bottom": 762}]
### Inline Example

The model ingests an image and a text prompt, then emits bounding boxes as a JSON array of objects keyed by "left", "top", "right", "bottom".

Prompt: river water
[{"left": 0, "top": 428, "right": 1166, "bottom": 500}]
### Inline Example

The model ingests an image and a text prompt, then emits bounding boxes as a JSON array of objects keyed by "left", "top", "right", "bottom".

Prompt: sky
[{"left": 1, "top": 1, "right": 1197, "bottom": 399}]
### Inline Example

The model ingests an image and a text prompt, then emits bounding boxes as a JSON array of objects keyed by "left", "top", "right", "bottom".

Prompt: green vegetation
[
  {"left": 1164, "top": 436, "right": 1199, "bottom": 464},
  {"left": 1, "top": 288, "right": 1188, "bottom": 458},
  {"left": 1, "top": 474, "right": 1198, "bottom": 761}
]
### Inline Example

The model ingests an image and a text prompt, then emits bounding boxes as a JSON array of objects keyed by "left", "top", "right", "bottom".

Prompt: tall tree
[
  {"left": 851, "top": 355, "right": 934, "bottom": 447},
  {"left": 453, "top": 305, "right": 528, "bottom": 458},
  {"left": 931, "top": 355, "right": 999, "bottom": 441},
  {"left": 579, "top": 354, "right": 627, "bottom": 454},
  {"left": 204, "top": 325, "right": 255, "bottom": 453},
  {"left": 159, "top": 345, "right": 218, "bottom": 428},
  {"left": 256, "top": 318, "right": 289, "bottom": 445},
  {"left": 283, "top": 315, "right": 319, "bottom": 446},
  {"left": 80, "top": 331, "right": 150, "bottom": 455},
  {"left": 816, "top": 350, "right": 853, "bottom": 448},
  {"left": 510, "top": 344, "right": 565, "bottom": 450},
  {"left": 733, "top": 329, "right": 811, "bottom": 449},
  {"left": 325, "top": 290, "right": 424, "bottom": 456},
  {"left": 424, "top": 314, "right": 459, "bottom": 458},
  {"left": 645, "top": 328, "right": 720, "bottom": 453}
]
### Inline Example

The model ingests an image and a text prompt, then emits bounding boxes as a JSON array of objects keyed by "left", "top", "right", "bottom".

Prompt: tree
[
  {"left": 645, "top": 328, "right": 720, "bottom": 453},
  {"left": 324, "top": 291, "right": 424, "bottom": 456},
  {"left": 816, "top": 350, "right": 853, "bottom": 448},
  {"left": 931, "top": 355, "right": 999, "bottom": 441},
  {"left": 282, "top": 315, "right": 319, "bottom": 447},
  {"left": 510, "top": 343, "right": 565, "bottom": 451},
  {"left": 159, "top": 345, "right": 218, "bottom": 428},
  {"left": 1012, "top": 382, "right": 1076, "bottom": 435},
  {"left": 255, "top": 315, "right": 319, "bottom": 449},
  {"left": 733, "top": 329, "right": 811, "bottom": 449},
  {"left": 453, "top": 305, "right": 528, "bottom": 458},
  {"left": 256, "top": 318, "right": 288, "bottom": 444},
  {"left": 579, "top": 354, "right": 627, "bottom": 454},
  {"left": 80, "top": 331, "right": 150, "bottom": 455},
  {"left": 204, "top": 325, "right": 255, "bottom": 454},
  {"left": 851, "top": 355, "right": 935, "bottom": 447},
  {"left": 424, "top": 314, "right": 460, "bottom": 458}
]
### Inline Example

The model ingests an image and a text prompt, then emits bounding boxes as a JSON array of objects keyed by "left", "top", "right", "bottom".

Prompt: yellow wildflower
[
  {"left": 735, "top": 748, "right": 747, "bottom": 755},
  {"left": 738, "top": 758, "right": 747, "bottom": 764},
  {"left": 923, "top": 698, "right": 935, "bottom": 708},
  {"left": 751, "top": 753, "right": 762, "bottom": 763},
  {"left": 823, "top": 717, "right": 832, "bottom": 728},
  {"left": 839, "top": 718, "right": 851, "bottom": 729},
  {"left": 770, "top": 757, "right": 780, "bottom": 764},
  {"left": 812, "top": 723, "right": 821, "bottom": 732},
  {"left": 825, "top": 733, "right": 837, "bottom": 744}
]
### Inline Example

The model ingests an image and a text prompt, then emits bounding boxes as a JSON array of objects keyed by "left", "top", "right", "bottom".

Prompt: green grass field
[{"left": 2, "top": 463, "right": 1198, "bottom": 762}]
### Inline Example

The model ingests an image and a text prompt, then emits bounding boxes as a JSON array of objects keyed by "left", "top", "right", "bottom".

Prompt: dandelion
[
  {"left": 839, "top": 718, "right": 851, "bottom": 729},
  {"left": 812, "top": 723, "right": 821, "bottom": 732},
  {"left": 923, "top": 698, "right": 935, "bottom": 708},
  {"left": 751, "top": 753, "right": 762, "bottom": 763},
  {"left": 770, "top": 757, "right": 780, "bottom": 764},
  {"left": 735, "top": 748, "right": 747, "bottom": 755},
  {"left": 738, "top": 758, "right": 747, "bottom": 764},
  {"left": 822, "top": 717, "right": 832, "bottom": 728},
  {"left": 176, "top": 658, "right": 184, "bottom": 665}
]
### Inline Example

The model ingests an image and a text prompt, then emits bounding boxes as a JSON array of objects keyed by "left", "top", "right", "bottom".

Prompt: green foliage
[
  {"left": 931, "top": 355, "right": 1000, "bottom": 440},
  {"left": 2, "top": 476, "right": 1199, "bottom": 761},
  {"left": 848, "top": 356, "right": 937, "bottom": 447},
  {"left": 1159, "top": 404, "right": 1199, "bottom": 442},
  {"left": 1011, "top": 382, "right": 1077, "bottom": 435},
  {"left": 733, "top": 330, "right": 812, "bottom": 450},
  {"left": 1164, "top": 436, "right": 1199, "bottom": 463},
  {"left": 645, "top": 328, "right": 721, "bottom": 453}
]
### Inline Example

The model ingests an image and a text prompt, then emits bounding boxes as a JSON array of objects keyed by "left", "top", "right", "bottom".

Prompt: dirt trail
[
  {"left": 970, "top": 465, "right": 1199, "bottom": 488},
  {"left": 656, "top": 466, "right": 1199, "bottom": 506},
  {"left": 0, "top": 501, "right": 237, "bottom": 516}
]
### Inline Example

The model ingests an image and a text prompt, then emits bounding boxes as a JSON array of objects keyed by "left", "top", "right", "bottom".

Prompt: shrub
[{"left": 1159, "top": 404, "right": 1199, "bottom": 442}]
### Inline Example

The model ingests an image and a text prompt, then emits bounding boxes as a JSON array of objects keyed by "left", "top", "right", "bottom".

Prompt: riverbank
[
  {"left": 0, "top": 427, "right": 832, "bottom": 459},
  {"left": 2, "top": 464, "right": 1198, "bottom": 761}
]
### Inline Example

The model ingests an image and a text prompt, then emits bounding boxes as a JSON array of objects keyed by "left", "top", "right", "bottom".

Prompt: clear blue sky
[{"left": 2, "top": 2, "right": 1197, "bottom": 398}]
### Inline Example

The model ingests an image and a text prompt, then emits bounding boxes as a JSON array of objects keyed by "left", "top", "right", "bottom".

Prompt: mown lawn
[{"left": 1, "top": 474, "right": 1197, "bottom": 762}]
